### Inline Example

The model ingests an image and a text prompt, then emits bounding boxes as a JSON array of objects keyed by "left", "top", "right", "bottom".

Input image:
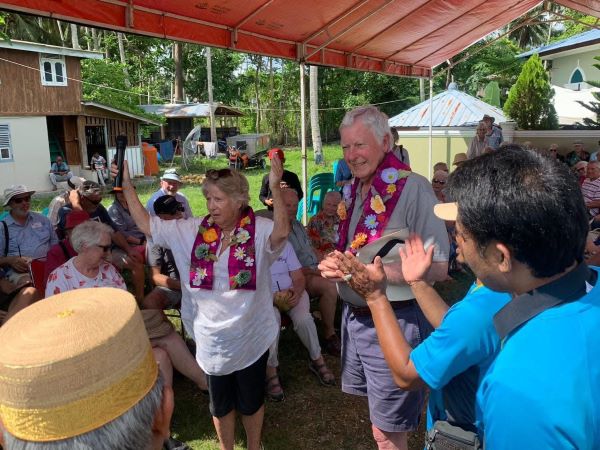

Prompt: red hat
[
  {"left": 268, "top": 148, "right": 285, "bottom": 161},
  {"left": 65, "top": 210, "right": 90, "bottom": 230}
]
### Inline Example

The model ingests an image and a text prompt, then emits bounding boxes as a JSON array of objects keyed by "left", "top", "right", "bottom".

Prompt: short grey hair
[
  {"left": 70, "top": 221, "right": 113, "bottom": 253},
  {"left": 339, "top": 105, "right": 392, "bottom": 150},
  {"left": 2, "top": 376, "right": 164, "bottom": 450}
]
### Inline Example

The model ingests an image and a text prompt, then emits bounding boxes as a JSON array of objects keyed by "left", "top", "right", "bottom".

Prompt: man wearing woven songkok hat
[{"left": 0, "top": 287, "right": 174, "bottom": 450}]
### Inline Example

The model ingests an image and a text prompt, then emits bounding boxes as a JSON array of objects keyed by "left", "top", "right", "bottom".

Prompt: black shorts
[{"left": 207, "top": 351, "right": 268, "bottom": 417}]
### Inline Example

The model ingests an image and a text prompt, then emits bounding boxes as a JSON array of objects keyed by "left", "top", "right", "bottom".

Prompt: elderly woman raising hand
[{"left": 115, "top": 158, "right": 290, "bottom": 450}]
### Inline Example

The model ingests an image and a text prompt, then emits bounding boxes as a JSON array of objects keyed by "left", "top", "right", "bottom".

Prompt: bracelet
[{"left": 406, "top": 279, "right": 425, "bottom": 287}]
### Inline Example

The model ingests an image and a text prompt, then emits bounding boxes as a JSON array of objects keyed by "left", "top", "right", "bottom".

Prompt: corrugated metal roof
[
  {"left": 139, "top": 103, "right": 244, "bottom": 118},
  {"left": 518, "top": 29, "right": 600, "bottom": 58},
  {"left": 388, "top": 83, "right": 507, "bottom": 127}
]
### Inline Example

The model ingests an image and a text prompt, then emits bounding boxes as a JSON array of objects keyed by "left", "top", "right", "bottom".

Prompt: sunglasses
[
  {"left": 432, "top": 179, "right": 446, "bottom": 185},
  {"left": 12, "top": 196, "right": 31, "bottom": 204},
  {"left": 206, "top": 168, "right": 234, "bottom": 180},
  {"left": 96, "top": 244, "right": 112, "bottom": 253}
]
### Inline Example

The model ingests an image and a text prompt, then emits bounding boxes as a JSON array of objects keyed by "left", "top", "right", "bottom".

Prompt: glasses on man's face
[
  {"left": 96, "top": 244, "right": 112, "bottom": 253},
  {"left": 206, "top": 168, "right": 233, "bottom": 180},
  {"left": 12, "top": 196, "right": 31, "bottom": 204},
  {"left": 432, "top": 179, "right": 446, "bottom": 185}
]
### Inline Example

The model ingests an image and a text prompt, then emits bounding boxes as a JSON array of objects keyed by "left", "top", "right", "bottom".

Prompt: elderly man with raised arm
[{"left": 319, "top": 105, "right": 449, "bottom": 450}]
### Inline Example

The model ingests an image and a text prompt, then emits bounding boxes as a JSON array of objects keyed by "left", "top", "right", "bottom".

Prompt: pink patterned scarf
[
  {"left": 337, "top": 152, "right": 411, "bottom": 253},
  {"left": 190, "top": 207, "right": 256, "bottom": 290}
]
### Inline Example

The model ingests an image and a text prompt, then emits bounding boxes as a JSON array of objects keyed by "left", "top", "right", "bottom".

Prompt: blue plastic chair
[
  {"left": 41, "top": 207, "right": 49, "bottom": 217},
  {"left": 0, "top": 211, "right": 7, "bottom": 221}
]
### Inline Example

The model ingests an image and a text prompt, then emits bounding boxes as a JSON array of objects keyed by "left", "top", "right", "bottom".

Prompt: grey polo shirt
[
  {"left": 339, "top": 172, "right": 449, "bottom": 304},
  {"left": 287, "top": 220, "right": 319, "bottom": 270}
]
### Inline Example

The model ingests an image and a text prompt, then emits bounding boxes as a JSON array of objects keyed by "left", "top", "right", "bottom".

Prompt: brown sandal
[
  {"left": 265, "top": 374, "right": 284, "bottom": 402},
  {"left": 308, "top": 360, "right": 336, "bottom": 386}
]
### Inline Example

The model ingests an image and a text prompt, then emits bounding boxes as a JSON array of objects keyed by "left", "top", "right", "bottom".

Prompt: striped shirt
[{"left": 581, "top": 177, "right": 600, "bottom": 216}]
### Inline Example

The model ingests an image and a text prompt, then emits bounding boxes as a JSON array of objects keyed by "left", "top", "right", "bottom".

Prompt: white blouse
[{"left": 150, "top": 215, "right": 281, "bottom": 376}]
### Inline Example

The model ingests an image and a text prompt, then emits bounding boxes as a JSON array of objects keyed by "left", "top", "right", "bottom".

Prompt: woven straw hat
[{"left": 0, "top": 288, "right": 157, "bottom": 442}]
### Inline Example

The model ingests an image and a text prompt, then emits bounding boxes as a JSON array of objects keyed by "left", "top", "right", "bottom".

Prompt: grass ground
[
  {"left": 30, "top": 146, "right": 474, "bottom": 449},
  {"left": 168, "top": 270, "right": 474, "bottom": 450}
]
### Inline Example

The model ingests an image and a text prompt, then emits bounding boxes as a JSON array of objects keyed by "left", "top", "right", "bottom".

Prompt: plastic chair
[
  {"left": 306, "top": 173, "right": 335, "bottom": 218},
  {"left": 41, "top": 207, "right": 49, "bottom": 217}
]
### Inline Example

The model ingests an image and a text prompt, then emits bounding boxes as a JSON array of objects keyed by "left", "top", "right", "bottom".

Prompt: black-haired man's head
[{"left": 446, "top": 145, "right": 588, "bottom": 282}]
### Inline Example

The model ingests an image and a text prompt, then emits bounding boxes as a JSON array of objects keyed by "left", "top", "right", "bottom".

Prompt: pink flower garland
[
  {"left": 337, "top": 153, "right": 411, "bottom": 253},
  {"left": 189, "top": 207, "right": 257, "bottom": 290}
]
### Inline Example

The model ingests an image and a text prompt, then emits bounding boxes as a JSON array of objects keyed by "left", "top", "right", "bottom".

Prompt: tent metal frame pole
[
  {"left": 300, "top": 61, "right": 308, "bottom": 225},
  {"left": 428, "top": 76, "right": 433, "bottom": 180}
]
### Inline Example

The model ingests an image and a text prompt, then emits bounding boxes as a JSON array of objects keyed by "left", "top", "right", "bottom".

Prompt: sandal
[
  {"left": 265, "top": 374, "right": 284, "bottom": 402},
  {"left": 308, "top": 360, "right": 336, "bottom": 386}
]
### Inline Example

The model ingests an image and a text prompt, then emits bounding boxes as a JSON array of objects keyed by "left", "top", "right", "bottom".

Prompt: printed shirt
[
  {"left": 306, "top": 211, "right": 340, "bottom": 256},
  {"left": 45, "top": 257, "right": 126, "bottom": 297}
]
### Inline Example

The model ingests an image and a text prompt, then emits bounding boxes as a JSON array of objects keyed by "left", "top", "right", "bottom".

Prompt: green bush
[{"left": 504, "top": 54, "right": 558, "bottom": 130}]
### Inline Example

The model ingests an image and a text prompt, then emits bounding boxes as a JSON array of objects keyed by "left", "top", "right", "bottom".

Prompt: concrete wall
[
  {"left": 398, "top": 125, "right": 600, "bottom": 180},
  {"left": 0, "top": 116, "right": 54, "bottom": 192},
  {"left": 397, "top": 128, "right": 474, "bottom": 178},
  {"left": 550, "top": 48, "right": 600, "bottom": 88}
]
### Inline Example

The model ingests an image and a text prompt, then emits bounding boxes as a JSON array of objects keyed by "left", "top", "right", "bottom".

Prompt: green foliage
[
  {"left": 504, "top": 54, "right": 558, "bottom": 130},
  {"left": 81, "top": 59, "right": 162, "bottom": 122},
  {"left": 483, "top": 81, "right": 501, "bottom": 107},
  {"left": 447, "top": 38, "right": 523, "bottom": 103}
]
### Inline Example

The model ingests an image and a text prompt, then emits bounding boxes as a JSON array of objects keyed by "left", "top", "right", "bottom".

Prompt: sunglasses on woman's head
[{"left": 206, "top": 168, "right": 234, "bottom": 180}]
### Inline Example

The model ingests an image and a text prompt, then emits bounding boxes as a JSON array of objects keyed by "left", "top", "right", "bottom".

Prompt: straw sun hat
[{"left": 0, "top": 288, "right": 158, "bottom": 442}]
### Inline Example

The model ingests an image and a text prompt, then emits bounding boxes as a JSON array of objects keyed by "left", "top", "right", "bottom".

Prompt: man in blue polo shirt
[{"left": 437, "top": 146, "right": 599, "bottom": 448}]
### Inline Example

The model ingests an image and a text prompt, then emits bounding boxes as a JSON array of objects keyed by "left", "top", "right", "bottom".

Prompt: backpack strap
[
  {"left": 494, "top": 263, "right": 596, "bottom": 339},
  {"left": 2, "top": 221, "right": 8, "bottom": 258}
]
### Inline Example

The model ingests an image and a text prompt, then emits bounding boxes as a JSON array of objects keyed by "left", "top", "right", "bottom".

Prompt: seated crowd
[{"left": 0, "top": 106, "right": 598, "bottom": 450}]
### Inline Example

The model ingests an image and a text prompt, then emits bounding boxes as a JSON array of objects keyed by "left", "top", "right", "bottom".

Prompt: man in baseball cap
[
  {"left": 0, "top": 288, "right": 174, "bottom": 449},
  {"left": 146, "top": 168, "right": 192, "bottom": 219},
  {"left": 144, "top": 195, "right": 186, "bottom": 313},
  {"left": 259, "top": 148, "right": 303, "bottom": 211}
]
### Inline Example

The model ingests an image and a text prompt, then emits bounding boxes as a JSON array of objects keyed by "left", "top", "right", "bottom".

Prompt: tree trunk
[
  {"left": 173, "top": 41, "right": 184, "bottom": 102},
  {"left": 70, "top": 23, "right": 80, "bottom": 49},
  {"left": 254, "top": 56, "right": 262, "bottom": 133},
  {"left": 309, "top": 65, "right": 323, "bottom": 164},
  {"left": 117, "top": 32, "right": 131, "bottom": 89},
  {"left": 206, "top": 47, "right": 217, "bottom": 142},
  {"left": 56, "top": 20, "right": 66, "bottom": 46},
  {"left": 91, "top": 28, "right": 100, "bottom": 51}
]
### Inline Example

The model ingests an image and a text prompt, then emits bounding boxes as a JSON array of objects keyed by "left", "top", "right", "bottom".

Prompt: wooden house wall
[
  {"left": 0, "top": 50, "right": 82, "bottom": 115},
  {"left": 83, "top": 114, "right": 140, "bottom": 147}
]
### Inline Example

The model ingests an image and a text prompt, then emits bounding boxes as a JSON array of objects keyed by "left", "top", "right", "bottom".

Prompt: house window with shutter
[
  {"left": 0, "top": 124, "right": 13, "bottom": 162},
  {"left": 39, "top": 54, "right": 67, "bottom": 86}
]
